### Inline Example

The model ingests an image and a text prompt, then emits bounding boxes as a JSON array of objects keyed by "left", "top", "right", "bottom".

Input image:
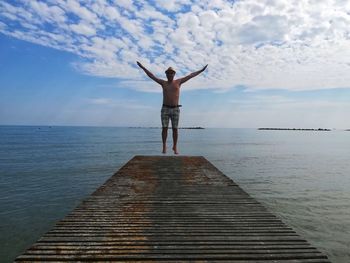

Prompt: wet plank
[{"left": 15, "top": 156, "right": 330, "bottom": 262}]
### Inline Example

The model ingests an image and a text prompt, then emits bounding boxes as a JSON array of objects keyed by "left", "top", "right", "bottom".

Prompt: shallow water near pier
[{"left": 0, "top": 126, "right": 349, "bottom": 262}]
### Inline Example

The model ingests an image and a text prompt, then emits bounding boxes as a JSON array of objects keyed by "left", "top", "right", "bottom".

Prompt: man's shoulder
[
  {"left": 157, "top": 79, "right": 166, "bottom": 85},
  {"left": 174, "top": 78, "right": 183, "bottom": 84}
]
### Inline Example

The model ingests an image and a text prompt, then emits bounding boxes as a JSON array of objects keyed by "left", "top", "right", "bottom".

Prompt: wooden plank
[
  {"left": 19, "top": 255, "right": 325, "bottom": 261},
  {"left": 15, "top": 156, "right": 330, "bottom": 262}
]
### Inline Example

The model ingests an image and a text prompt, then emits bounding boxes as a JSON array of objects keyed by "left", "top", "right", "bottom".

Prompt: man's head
[{"left": 165, "top": 67, "right": 176, "bottom": 81}]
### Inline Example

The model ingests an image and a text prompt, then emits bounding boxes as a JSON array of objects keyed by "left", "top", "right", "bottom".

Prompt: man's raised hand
[
  {"left": 136, "top": 61, "right": 144, "bottom": 68},
  {"left": 201, "top": 64, "right": 208, "bottom": 72}
]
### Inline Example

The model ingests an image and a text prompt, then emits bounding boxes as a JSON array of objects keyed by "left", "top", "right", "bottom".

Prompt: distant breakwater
[{"left": 258, "top": 128, "right": 331, "bottom": 131}]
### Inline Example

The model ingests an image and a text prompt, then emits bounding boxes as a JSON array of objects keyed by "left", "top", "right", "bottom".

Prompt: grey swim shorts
[{"left": 161, "top": 106, "right": 180, "bottom": 128}]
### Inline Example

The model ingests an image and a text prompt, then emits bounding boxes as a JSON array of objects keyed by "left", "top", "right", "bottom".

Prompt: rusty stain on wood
[{"left": 15, "top": 156, "right": 330, "bottom": 262}]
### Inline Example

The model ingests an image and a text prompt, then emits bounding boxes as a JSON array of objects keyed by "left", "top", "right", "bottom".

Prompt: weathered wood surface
[{"left": 15, "top": 156, "right": 330, "bottom": 262}]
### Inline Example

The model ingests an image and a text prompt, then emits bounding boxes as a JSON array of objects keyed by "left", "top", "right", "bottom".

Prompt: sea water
[{"left": 0, "top": 126, "right": 349, "bottom": 262}]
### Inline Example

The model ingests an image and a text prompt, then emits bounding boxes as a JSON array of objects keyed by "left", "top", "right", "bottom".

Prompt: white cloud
[
  {"left": 114, "top": 0, "right": 134, "bottom": 10},
  {"left": 88, "top": 98, "right": 114, "bottom": 105},
  {"left": 0, "top": 21, "right": 7, "bottom": 30},
  {"left": 104, "top": 6, "right": 121, "bottom": 20},
  {"left": 237, "top": 15, "right": 288, "bottom": 44},
  {"left": 154, "top": 0, "right": 191, "bottom": 12},
  {"left": 1, "top": 0, "right": 350, "bottom": 91},
  {"left": 70, "top": 22, "right": 96, "bottom": 36},
  {"left": 64, "top": 0, "right": 100, "bottom": 24},
  {"left": 74, "top": 59, "right": 138, "bottom": 78},
  {"left": 2, "top": 12, "right": 17, "bottom": 21},
  {"left": 29, "top": 1, "right": 66, "bottom": 23}
]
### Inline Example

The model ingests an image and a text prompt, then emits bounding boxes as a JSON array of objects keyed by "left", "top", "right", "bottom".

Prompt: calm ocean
[{"left": 0, "top": 126, "right": 349, "bottom": 262}]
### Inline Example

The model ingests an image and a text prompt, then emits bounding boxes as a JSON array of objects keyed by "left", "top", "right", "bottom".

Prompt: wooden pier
[{"left": 16, "top": 156, "right": 330, "bottom": 262}]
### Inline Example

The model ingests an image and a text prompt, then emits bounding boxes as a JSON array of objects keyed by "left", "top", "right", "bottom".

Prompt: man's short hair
[{"left": 165, "top": 67, "right": 176, "bottom": 74}]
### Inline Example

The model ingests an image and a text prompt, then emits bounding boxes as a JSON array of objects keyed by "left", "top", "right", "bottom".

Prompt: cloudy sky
[{"left": 1, "top": 0, "right": 350, "bottom": 128}]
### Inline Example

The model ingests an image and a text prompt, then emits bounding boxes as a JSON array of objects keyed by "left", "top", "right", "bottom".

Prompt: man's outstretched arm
[
  {"left": 179, "top": 64, "right": 208, "bottom": 84},
  {"left": 137, "top": 61, "right": 163, "bottom": 85}
]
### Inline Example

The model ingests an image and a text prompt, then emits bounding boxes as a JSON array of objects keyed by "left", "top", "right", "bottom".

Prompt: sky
[{"left": 1, "top": 0, "right": 350, "bottom": 128}]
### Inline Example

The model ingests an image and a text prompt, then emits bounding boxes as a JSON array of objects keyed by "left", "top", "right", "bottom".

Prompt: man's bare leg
[
  {"left": 162, "top": 127, "right": 168, "bottom": 154},
  {"left": 172, "top": 128, "right": 179, "bottom": 154}
]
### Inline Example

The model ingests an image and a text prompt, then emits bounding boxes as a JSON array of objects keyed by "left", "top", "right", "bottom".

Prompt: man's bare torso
[{"left": 162, "top": 79, "right": 180, "bottom": 106}]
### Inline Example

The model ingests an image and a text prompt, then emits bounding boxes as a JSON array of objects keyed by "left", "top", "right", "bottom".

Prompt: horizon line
[{"left": 0, "top": 124, "right": 349, "bottom": 130}]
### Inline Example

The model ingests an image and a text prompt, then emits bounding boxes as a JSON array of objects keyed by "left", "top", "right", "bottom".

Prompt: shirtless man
[{"left": 137, "top": 61, "right": 208, "bottom": 154}]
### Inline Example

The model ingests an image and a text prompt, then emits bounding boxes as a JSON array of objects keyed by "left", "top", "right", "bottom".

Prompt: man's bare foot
[
  {"left": 172, "top": 146, "right": 179, "bottom": 155},
  {"left": 162, "top": 146, "right": 166, "bottom": 154}
]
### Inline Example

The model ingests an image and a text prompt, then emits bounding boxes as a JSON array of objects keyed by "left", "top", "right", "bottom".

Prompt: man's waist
[{"left": 162, "top": 104, "right": 182, "bottom": 108}]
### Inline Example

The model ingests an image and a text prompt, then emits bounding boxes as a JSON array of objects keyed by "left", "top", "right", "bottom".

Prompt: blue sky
[{"left": 1, "top": 0, "right": 350, "bottom": 128}]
